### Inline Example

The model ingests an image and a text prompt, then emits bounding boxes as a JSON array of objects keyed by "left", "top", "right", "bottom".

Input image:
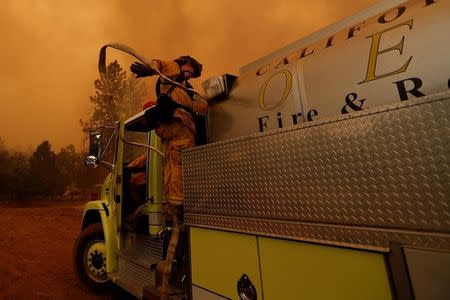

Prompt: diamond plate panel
[
  {"left": 185, "top": 214, "right": 450, "bottom": 251},
  {"left": 183, "top": 92, "right": 450, "bottom": 249}
]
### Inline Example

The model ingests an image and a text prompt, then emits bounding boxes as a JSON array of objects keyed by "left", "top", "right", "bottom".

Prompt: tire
[{"left": 73, "top": 223, "right": 112, "bottom": 291}]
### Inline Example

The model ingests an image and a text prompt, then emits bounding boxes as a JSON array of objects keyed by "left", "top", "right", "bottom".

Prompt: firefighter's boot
[{"left": 156, "top": 205, "right": 183, "bottom": 300}]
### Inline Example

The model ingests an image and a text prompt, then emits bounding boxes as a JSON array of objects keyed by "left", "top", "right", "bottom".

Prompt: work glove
[{"left": 130, "top": 61, "right": 156, "bottom": 78}]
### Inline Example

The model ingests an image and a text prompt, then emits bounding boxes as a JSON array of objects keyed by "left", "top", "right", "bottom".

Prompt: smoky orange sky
[{"left": 0, "top": 0, "right": 378, "bottom": 153}]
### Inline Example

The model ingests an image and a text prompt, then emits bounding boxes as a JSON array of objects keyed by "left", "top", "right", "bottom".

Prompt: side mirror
[{"left": 85, "top": 131, "right": 102, "bottom": 168}]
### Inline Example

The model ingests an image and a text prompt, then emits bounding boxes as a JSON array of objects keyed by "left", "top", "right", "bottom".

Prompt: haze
[{"left": 0, "top": 0, "right": 378, "bottom": 152}]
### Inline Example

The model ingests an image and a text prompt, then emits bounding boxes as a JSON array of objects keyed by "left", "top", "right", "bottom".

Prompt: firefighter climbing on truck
[{"left": 130, "top": 55, "right": 208, "bottom": 298}]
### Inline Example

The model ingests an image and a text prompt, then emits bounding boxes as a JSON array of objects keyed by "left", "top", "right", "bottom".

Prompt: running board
[{"left": 109, "top": 233, "right": 164, "bottom": 299}]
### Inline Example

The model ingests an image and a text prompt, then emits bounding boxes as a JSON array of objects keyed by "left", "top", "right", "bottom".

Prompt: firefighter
[
  {"left": 131, "top": 56, "right": 207, "bottom": 206},
  {"left": 130, "top": 56, "right": 207, "bottom": 298}
]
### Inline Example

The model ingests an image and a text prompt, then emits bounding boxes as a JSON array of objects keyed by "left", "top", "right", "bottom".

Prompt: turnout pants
[{"left": 156, "top": 120, "right": 195, "bottom": 206}]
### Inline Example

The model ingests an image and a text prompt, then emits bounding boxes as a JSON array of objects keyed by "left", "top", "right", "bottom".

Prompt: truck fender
[{"left": 81, "top": 200, "right": 118, "bottom": 273}]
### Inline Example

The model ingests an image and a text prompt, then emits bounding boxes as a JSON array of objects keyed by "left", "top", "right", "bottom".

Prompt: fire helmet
[{"left": 174, "top": 55, "right": 203, "bottom": 78}]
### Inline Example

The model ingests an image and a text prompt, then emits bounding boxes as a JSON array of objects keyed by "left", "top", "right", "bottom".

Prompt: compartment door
[
  {"left": 258, "top": 237, "right": 392, "bottom": 300},
  {"left": 190, "top": 227, "right": 262, "bottom": 299}
]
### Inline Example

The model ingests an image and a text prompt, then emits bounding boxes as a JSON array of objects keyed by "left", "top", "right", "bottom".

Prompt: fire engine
[{"left": 74, "top": 0, "right": 450, "bottom": 299}]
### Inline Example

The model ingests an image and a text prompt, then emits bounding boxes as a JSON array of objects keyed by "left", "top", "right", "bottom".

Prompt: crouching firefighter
[{"left": 130, "top": 55, "right": 208, "bottom": 298}]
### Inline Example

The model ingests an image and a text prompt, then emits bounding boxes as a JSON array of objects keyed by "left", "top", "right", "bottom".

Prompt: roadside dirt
[{"left": 0, "top": 199, "right": 131, "bottom": 299}]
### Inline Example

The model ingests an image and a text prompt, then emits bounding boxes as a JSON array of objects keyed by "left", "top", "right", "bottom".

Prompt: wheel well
[{"left": 82, "top": 210, "right": 102, "bottom": 230}]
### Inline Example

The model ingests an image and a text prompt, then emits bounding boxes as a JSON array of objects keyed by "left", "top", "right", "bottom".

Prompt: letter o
[
  {"left": 258, "top": 70, "right": 292, "bottom": 111},
  {"left": 378, "top": 6, "right": 406, "bottom": 24}
]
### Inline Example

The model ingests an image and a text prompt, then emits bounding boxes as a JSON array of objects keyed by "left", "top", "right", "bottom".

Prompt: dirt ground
[{"left": 0, "top": 199, "right": 133, "bottom": 299}]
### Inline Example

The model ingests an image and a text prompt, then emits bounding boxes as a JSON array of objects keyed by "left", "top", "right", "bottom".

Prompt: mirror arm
[
  {"left": 100, "top": 160, "right": 115, "bottom": 170},
  {"left": 98, "top": 126, "right": 118, "bottom": 162}
]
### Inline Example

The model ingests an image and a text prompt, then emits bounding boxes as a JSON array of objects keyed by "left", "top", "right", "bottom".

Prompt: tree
[
  {"left": 8, "top": 151, "right": 29, "bottom": 200},
  {"left": 81, "top": 60, "right": 148, "bottom": 133},
  {"left": 56, "top": 144, "right": 82, "bottom": 188},
  {"left": 0, "top": 137, "right": 9, "bottom": 197},
  {"left": 81, "top": 60, "right": 126, "bottom": 132},
  {"left": 55, "top": 144, "right": 104, "bottom": 195},
  {"left": 122, "top": 76, "right": 148, "bottom": 118},
  {"left": 28, "top": 141, "right": 64, "bottom": 197},
  {"left": 0, "top": 137, "right": 31, "bottom": 200}
]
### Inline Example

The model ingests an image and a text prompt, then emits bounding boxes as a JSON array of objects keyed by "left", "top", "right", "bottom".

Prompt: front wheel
[{"left": 73, "top": 223, "right": 111, "bottom": 290}]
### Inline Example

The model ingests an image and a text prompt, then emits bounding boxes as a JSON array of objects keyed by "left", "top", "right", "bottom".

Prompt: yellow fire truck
[{"left": 74, "top": 0, "right": 449, "bottom": 299}]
